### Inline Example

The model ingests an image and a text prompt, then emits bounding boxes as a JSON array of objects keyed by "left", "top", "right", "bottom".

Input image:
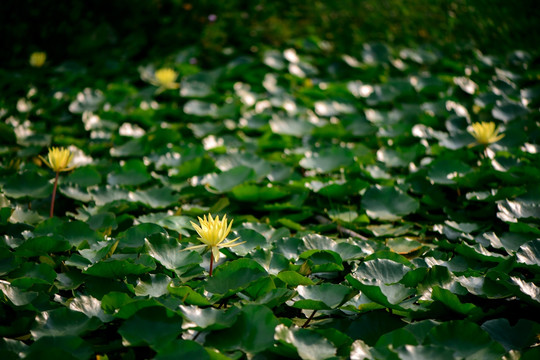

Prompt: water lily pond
[{"left": 1, "top": 33, "right": 540, "bottom": 359}]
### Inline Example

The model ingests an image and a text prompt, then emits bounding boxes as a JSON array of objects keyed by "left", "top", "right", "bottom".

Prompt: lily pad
[
  {"left": 362, "top": 186, "right": 419, "bottom": 220},
  {"left": 300, "top": 147, "right": 355, "bottom": 173}
]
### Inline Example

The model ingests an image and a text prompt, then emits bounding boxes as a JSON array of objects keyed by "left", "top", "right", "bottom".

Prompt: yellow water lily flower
[
  {"left": 185, "top": 214, "right": 245, "bottom": 264},
  {"left": 39, "top": 147, "right": 75, "bottom": 172},
  {"left": 30, "top": 52, "right": 46, "bottom": 67},
  {"left": 153, "top": 68, "right": 180, "bottom": 90},
  {"left": 469, "top": 121, "right": 505, "bottom": 145}
]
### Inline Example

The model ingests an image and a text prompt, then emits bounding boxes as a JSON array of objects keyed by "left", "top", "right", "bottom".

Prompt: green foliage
[{"left": 1, "top": 7, "right": 540, "bottom": 357}]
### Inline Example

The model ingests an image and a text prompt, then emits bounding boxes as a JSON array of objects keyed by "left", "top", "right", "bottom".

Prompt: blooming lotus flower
[
  {"left": 153, "top": 68, "right": 180, "bottom": 90},
  {"left": 469, "top": 122, "right": 504, "bottom": 145},
  {"left": 39, "top": 147, "right": 76, "bottom": 217},
  {"left": 39, "top": 147, "right": 75, "bottom": 172},
  {"left": 184, "top": 214, "right": 245, "bottom": 275},
  {"left": 30, "top": 52, "right": 46, "bottom": 67}
]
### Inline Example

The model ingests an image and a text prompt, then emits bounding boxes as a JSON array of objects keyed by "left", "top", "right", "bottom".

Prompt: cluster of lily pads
[{"left": 1, "top": 42, "right": 539, "bottom": 359}]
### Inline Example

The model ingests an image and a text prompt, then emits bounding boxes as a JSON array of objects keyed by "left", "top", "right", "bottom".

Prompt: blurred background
[{"left": 2, "top": 0, "right": 539, "bottom": 70}]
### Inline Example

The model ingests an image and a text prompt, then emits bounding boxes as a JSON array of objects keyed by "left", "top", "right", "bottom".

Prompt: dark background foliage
[{"left": 2, "top": 0, "right": 539, "bottom": 69}]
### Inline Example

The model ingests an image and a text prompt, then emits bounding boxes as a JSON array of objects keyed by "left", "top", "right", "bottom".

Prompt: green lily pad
[
  {"left": 393, "top": 345, "right": 455, "bottom": 360},
  {"left": 426, "top": 320, "right": 506, "bottom": 358},
  {"left": 216, "top": 153, "right": 272, "bottom": 180},
  {"left": 355, "top": 259, "right": 411, "bottom": 284},
  {"left": 431, "top": 286, "right": 481, "bottom": 316},
  {"left": 134, "top": 273, "right": 172, "bottom": 297},
  {"left": 136, "top": 213, "right": 192, "bottom": 237},
  {"left": 427, "top": 158, "right": 472, "bottom": 184},
  {"left": 481, "top": 318, "right": 540, "bottom": 351},
  {"left": 155, "top": 340, "right": 211, "bottom": 360},
  {"left": 275, "top": 324, "right": 337, "bottom": 360},
  {"left": 15, "top": 235, "right": 71, "bottom": 257},
  {"left": 293, "top": 283, "right": 352, "bottom": 310},
  {"left": 10, "top": 262, "right": 56, "bottom": 288},
  {"left": 89, "top": 186, "right": 130, "bottom": 206},
  {"left": 68, "top": 294, "right": 114, "bottom": 323},
  {"left": 347, "top": 274, "right": 415, "bottom": 309},
  {"left": 277, "top": 270, "right": 315, "bottom": 286},
  {"left": 107, "top": 159, "right": 151, "bottom": 186},
  {"left": 87, "top": 212, "right": 117, "bottom": 232},
  {"left": 386, "top": 237, "right": 423, "bottom": 254},
  {"left": 206, "top": 258, "right": 268, "bottom": 295},
  {"left": 269, "top": 116, "right": 315, "bottom": 137},
  {"left": 130, "top": 186, "right": 178, "bottom": 208},
  {"left": 299, "top": 249, "right": 344, "bottom": 273},
  {"left": 25, "top": 336, "right": 93, "bottom": 360},
  {"left": 145, "top": 233, "right": 202, "bottom": 273},
  {"left": 65, "top": 166, "right": 101, "bottom": 187},
  {"left": 83, "top": 254, "right": 156, "bottom": 278},
  {"left": 31, "top": 307, "right": 102, "bottom": 339},
  {"left": 362, "top": 186, "right": 419, "bottom": 220},
  {"left": 116, "top": 222, "right": 167, "bottom": 249},
  {"left": 167, "top": 284, "right": 212, "bottom": 306},
  {"left": 226, "top": 228, "right": 269, "bottom": 256},
  {"left": 183, "top": 100, "right": 218, "bottom": 117},
  {"left": 231, "top": 184, "right": 289, "bottom": 202},
  {"left": 205, "top": 305, "right": 279, "bottom": 354},
  {"left": 492, "top": 100, "right": 528, "bottom": 122},
  {"left": 498, "top": 199, "right": 540, "bottom": 222},
  {"left": 0, "top": 281, "right": 38, "bottom": 306},
  {"left": 306, "top": 179, "right": 369, "bottom": 199},
  {"left": 179, "top": 305, "right": 239, "bottom": 330},
  {"left": 204, "top": 166, "right": 256, "bottom": 193},
  {"left": 516, "top": 240, "right": 540, "bottom": 267},
  {"left": 118, "top": 307, "right": 183, "bottom": 349},
  {"left": 300, "top": 147, "right": 355, "bottom": 173},
  {"left": 2, "top": 171, "right": 53, "bottom": 199},
  {"left": 180, "top": 70, "right": 219, "bottom": 98}
]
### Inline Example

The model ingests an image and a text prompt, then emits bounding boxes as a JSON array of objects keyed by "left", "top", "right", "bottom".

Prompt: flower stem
[
  {"left": 209, "top": 255, "right": 214, "bottom": 277},
  {"left": 50, "top": 171, "right": 59, "bottom": 218},
  {"left": 302, "top": 310, "right": 317, "bottom": 328}
]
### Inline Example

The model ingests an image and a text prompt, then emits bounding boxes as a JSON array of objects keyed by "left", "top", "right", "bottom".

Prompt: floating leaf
[
  {"left": 134, "top": 274, "right": 172, "bottom": 297},
  {"left": 206, "top": 258, "right": 268, "bottom": 295},
  {"left": 300, "top": 147, "right": 355, "bottom": 173},
  {"left": 107, "top": 159, "right": 151, "bottom": 186},
  {"left": 83, "top": 254, "right": 156, "bottom": 278},
  {"left": 275, "top": 324, "right": 337, "bottom": 360},
  {"left": 481, "top": 318, "right": 540, "bottom": 351},
  {"left": 130, "top": 186, "right": 178, "bottom": 208},
  {"left": 293, "top": 283, "right": 352, "bottom": 310},
  {"left": 2, "top": 171, "right": 53, "bottom": 199},
  {"left": 118, "top": 307, "right": 183, "bottom": 349},
  {"left": 269, "top": 116, "right": 315, "bottom": 137},
  {"left": 426, "top": 320, "right": 506, "bottom": 358},
  {"left": 427, "top": 159, "right": 472, "bottom": 184},
  {"left": 204, "top": 166, "right": 256, "bottom": 193},
  {"left": 206, "top": 305, "right": 279, "bottom": 353},
  {"left": 179, "top": 305, "right": 239, "bottom": 330},
  {"left": 516, "top": 240, "right": 540, "bottom": 267},
  {"left": 155, "top": 340, "right": 210, "bottom": 360},
  {"left": 31, "top": 308, "right": 102, "bottom": 339},
  {"left": 362, "top": 186, "right": 419, "bottom": 220},
  {"left": 355, "top": 259, "right": 411, "bottom": 284},
  {"left": 145, "top": 233, "right": 202, "bottom": 273}
]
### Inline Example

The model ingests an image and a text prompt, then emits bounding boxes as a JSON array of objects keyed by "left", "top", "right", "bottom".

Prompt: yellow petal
[{"left": 211, "top": 246, "right": 221, "bottom": 263}]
